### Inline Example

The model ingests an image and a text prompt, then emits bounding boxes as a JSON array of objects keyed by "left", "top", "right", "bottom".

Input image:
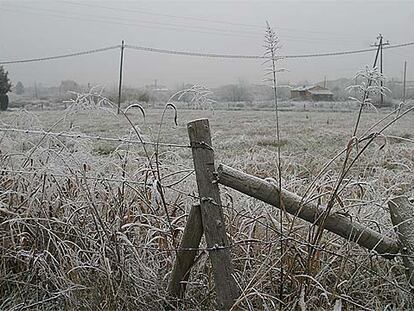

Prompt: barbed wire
[
  {"left": 2, "top": 41, "right": 414, "bottom": 65},
  {"left": 0, "top": 127, "right": 191, "bottom": 149},
  {"left": 0, "top": 168, "right": 147, "bottom": 185},
  {"left": 1, "top": 197, "right": 410, "bottom": 263},
  {"left": 3, "top": 165, "right": 414, "bottom": 292},
  {"left": 0, "top": 167, "right": 195, "bottom": 189}
]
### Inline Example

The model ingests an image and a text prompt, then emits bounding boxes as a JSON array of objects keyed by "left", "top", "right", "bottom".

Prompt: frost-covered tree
[
  {"left": 0, "top": 66, "right": 12, "bottom": 111},
  {"left": 15, "top": 81, "right": 25, "bottom": 95},
  {"left": 0, "top": 66, "right": 11, "bottom": 94}
]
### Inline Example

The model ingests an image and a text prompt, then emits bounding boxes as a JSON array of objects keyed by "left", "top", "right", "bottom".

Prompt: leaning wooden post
[
  {"left": 389, "top": 196, "right": 414, "bottom": 288},
  {"left": 217, "top": 164, "right": 400, "bottom": 258},
  {"left": 168, "top": 204, "right": 203, "bottom": 298},
  {"left": 187, "top": 119, "right": 240, "bottom": 310}
]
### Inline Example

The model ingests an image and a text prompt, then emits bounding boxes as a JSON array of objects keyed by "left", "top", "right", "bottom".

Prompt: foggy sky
[{"left": 1, "top": 0, "right": 413, "bottom": 89}]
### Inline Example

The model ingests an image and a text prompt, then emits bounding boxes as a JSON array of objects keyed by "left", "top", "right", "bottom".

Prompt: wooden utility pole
[
  {"left": 371, "top": 34, "right": 389, "bottom": 106},
  {"left": 34, "top": 82, "right": 38, "bottom": 99},
  {"left": 403, "top": 61, "right": 407, "bottom": 103},
  {"left": 354, "top": 76, "right": 358, "bottom": 98},
  {"left": 117, "top": 40, "right": 125, "bottom": 114}
]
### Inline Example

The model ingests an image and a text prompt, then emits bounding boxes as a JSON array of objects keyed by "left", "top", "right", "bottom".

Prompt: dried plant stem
[{"left": 264, "top": 21, "right": 284, "bottom": 305}]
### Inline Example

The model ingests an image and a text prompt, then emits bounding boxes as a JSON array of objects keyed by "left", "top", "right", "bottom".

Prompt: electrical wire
[
  {"left": 61, "top": 0, "right": 265, "bottom": 29},
  {"left": 3, "top": 4, "right": 360, "bottom": 43},
  {"left": 2, "top": 6, "right": 261, "bottom": 40},
  {"left": 62, "top": 0, "right": 359, "bottom": 39},
  {"left": 285, "top": 41, "right": 414, "bottom": 59},
  {"left": 125, "top": 44, "right": 264, "bottom": 59},
  {"left": 1, "top": 41, "right": 414, "bottom": 65},
  {"left": 0, "top": 45, "right": 120, "bottom": 65},
  {"left": 126, "top": 42, "right": 414, "bottom": 60}
]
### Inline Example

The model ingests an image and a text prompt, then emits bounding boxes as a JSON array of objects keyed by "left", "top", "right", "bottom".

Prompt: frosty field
[{"left": 1, "top": 104, "right": 413, "bottom": 310}]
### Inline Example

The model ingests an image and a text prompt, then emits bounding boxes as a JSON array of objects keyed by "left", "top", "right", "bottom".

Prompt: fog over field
[
  {"left": 1, "top": 1, "right": 414, "bottom": 310},
  {"left": 1, "top": 0, "right": 414, "bottom": 88}
]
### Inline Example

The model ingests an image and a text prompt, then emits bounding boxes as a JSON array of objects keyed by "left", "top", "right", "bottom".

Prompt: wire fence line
[
  {"left": 0, "top": 167, "right": 194, "bottom": 188},
  {"left": 0, "top": 165, "right": 292, "bottom": 215},
  {"left": 1, "top": 173, "right": 408, "bottom": 262},
  {"left": 0, "top": 164, "right": 395, "bottom": 257},
  {"left": 0, "top": 127, "right": 191, "bottom": 149},
  {"left": 1, "top": 41, "right": 414, "bottom": 65},
  {"left": 1, "top": 127, "right": 411, "bottom": 304},
  {"left": 0, "top": 168, "right": 147, "bottom": 186}
]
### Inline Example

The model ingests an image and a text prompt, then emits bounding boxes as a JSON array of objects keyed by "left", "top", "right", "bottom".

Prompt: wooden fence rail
[{"left": 216, "top": 163, "right": 400, "bottom": 258}]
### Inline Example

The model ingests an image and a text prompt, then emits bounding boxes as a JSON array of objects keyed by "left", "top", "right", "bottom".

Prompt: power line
[
  {"left": 1, "top": 41, "right": 414, "bottom": 65},
  {"left": 3, "top": 3, "right": 357, "bottom": 43},
  {"left": 125, "top": 44, "right": 265, "bottom": 59},
  {"left": 61, "top": 0, "right": 264, "bottom": 30},
  {"left": 0, "top": 46, "right": 120, "bottom": 65},
  {"left": 62, "top": 0, "right": 358, "bottom": 39},
  {"left": 2, "top": 6, "right": 261, "bottom": 40},
  {"left": 127, "top": 42, "right": 414, "bottom": 60}
]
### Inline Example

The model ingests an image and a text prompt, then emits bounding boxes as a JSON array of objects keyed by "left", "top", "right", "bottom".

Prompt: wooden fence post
[
  {"left": 187, "top": 118, "right": 239, "bottom": 310},
  {"left": 168, "top": 204, "right": 203, "bottom": 298},
  {"left": 389, "top": 196, "right": 414, "bottom": 287}
]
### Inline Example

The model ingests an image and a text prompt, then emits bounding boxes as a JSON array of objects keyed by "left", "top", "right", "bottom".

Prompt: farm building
[{"left": 290, "top": 85, "right": 334, "bottom": 101}]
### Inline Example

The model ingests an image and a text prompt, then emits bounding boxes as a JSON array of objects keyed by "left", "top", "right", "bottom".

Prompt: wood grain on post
[
  {"left": 389, "top": 196, "right": 414, "bottom": 287},
  {"left": 187, "top": 119, "right": 240, "bottom": 310},
  {"left": 168, "top": 204, "right": 203, "bottom": 298},
  {"left": 217, "top": 164, "right": 400, "bottom": 259}
]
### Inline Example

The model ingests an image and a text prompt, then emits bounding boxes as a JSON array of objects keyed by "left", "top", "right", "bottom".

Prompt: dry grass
[{"left": 0, "top": 101, "right": 413, "bottom": 310}]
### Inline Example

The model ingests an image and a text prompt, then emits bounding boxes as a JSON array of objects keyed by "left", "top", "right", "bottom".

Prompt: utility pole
[
  {"left": 353, "top": 35, "right": 382, "bottom": 136},
  {"left": 402, "top": 61, "right": 407, "bottom": 103},
  {"left": 323, "top": 75, "right": 327, "bottom": 88},
  {"left": 117, "top": 40, "right": 125, "bottom": 114},
  {"left": 354, "top": 76, "right": 358, "bottom": 98},
  {"left": 34, "top": 82, "right": 38, "bottom": 99},
  {"left": 371, "top": 34, "right": 389, "bottom": 106}
]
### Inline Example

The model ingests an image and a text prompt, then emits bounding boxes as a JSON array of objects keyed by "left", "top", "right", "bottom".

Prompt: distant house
[{"left": 290, "top": 85, "right": 334, "bottom": 101}]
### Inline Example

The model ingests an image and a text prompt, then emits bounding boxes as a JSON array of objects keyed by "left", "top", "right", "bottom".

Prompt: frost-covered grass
[{"left": 0, "top": 103, "right": 413, "bottom": 310}]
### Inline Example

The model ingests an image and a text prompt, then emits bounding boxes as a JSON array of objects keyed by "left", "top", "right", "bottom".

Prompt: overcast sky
[{"left": 1, "top": 0, "right": 413, "bottom": 89}]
